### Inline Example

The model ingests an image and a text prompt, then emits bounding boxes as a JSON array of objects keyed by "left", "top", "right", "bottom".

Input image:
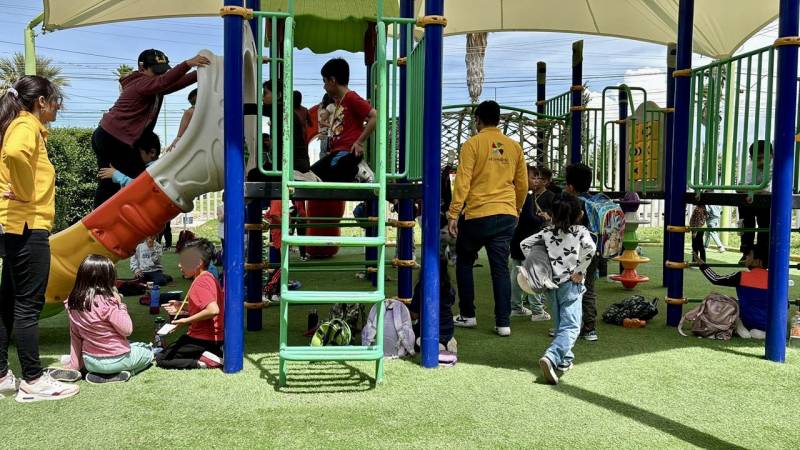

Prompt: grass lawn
[{"left": 1, "top": 246, "right": 799, "bottom": 449}]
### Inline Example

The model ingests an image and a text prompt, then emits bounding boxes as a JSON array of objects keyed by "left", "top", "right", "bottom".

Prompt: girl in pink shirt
[{"left": 64, "top": 255, "right": 154, "bottom": 384}]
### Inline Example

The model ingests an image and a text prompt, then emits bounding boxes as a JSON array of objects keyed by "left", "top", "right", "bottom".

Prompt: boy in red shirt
[
  {"left": 156, "top": 239, "right": 224, "bottom": 369},
  {"left": 307, "top": 58, "right": 377, "bottom": 183}
]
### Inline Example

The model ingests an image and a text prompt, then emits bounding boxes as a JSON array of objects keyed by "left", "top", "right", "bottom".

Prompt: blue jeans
[
  {"left": 544, "top": 281, "right": 585, "bottom": 367},
  {"left": 510, "top": 259, "right": 546, "bottom": 314},
  {"left": 456, "top": 214, "right": 516, "bottom": 327}
]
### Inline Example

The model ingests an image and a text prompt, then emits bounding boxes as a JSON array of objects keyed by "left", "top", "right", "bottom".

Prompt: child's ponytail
[{"left": 551, "top": 192, "right": 583, "bottom": 235}]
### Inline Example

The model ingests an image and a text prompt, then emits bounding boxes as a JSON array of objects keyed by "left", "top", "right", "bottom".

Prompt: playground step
[
  {"left": 282, "top": 235, "right": 385, "bottom": 247},
  {"left": 280, "top": 290, "right": 385, "bottom": 304},
  {"left": 287, "top": 181, "right": 380, "bottom": 191},
  {"left": 280, "top": 345, "right": 383, "bottom": 361}
]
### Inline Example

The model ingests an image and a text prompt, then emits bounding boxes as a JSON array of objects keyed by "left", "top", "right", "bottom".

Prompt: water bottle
[
  {"left": 153, "top": 316, "right": 166, "bottom": 348},
  {"left": 789, "top": 311, "right": 800, "bottom": 348},
  {"left": 149, "top": 282, "right": 160, "bottom": 315}
]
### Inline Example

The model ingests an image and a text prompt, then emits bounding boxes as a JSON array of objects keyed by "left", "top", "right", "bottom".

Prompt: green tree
[
  {"left": 47, "top": 128, "right": 97, "bottom": 232},
  {"left": 0, "top": 52, "right": 69, "bottom": 94},
  {"left": 114, "top": 64, "right": 134, "bottom": 81}
]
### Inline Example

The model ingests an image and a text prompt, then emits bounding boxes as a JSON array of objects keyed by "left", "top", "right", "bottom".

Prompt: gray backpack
[
  {"left": 361, "top": 299, "right": 416, "bottom": 358},
  {"left": 678, "top": 293, "right": 739, "bottom": 340}
]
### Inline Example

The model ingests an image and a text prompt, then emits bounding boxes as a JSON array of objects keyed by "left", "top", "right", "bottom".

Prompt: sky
[{"left": 0, "top": 0, "right": 780, "bottom": 143}]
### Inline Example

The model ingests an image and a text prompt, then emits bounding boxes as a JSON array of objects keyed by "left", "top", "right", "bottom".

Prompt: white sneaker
[
  {"left": 293, "top": 170, "right": 322, "bottom": 182},
  {"left": 355, "top": 160, "right": 375, "bottom": 183},
  {"left": 453, "top": 315, "right": 477, "bottom": 328},
  {"left": 494, "top": 326, "right": 511, "bottom": 337},
  {"left": 511, "top": 306, "right": 533, "bottom": 317},
  {"left": 530, "top": 311, "right": 551, "bottom": 322},
  {"left": 734, "top": 318, "right": 751, "bottom": 339},
  {"left": 15, "top": 372, "right": 79, "bottom": 403},
  {"left": 445, "top": 337, "right": 458, "bottom": 354},
  {"left": 750, "top": 329, "right": 766, "bottom": 339},
  {"left": 0, "top": 371, "right": 18, "bottom": 399},
  {"left": 719, "top": 246, "right": 727, "bottom": 253}
]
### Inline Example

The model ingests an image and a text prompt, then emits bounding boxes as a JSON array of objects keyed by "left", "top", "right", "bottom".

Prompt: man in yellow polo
[{"left": 448, "top": 101, "right": 528, "bottom": 336}]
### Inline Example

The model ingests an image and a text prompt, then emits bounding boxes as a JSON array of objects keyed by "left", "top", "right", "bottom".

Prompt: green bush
[{"left": 47, "top": 127, "right": 97, "bottom": 232}]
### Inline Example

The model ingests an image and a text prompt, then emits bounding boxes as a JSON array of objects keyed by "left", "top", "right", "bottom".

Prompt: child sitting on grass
[
  {"left": 98, "top": 131, "right": 161, "bottom": 188},
  {"left": 65, "top": 255, "right": 154, "bottom": 384},
  {"left": 519, "top": 193, "right": 596, "bottom": 385},
  {"left": 131, "top": 234, "right": 173, "bottom": 286},
  {"left": 156, "top": 239, "right": 224, "bottom": 370}
]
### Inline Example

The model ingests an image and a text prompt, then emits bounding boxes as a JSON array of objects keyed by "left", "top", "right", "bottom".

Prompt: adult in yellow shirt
[
  {"left": 0, "top": 76, "right": 80, "bottom": 403},
  {"left": 447, "top": 101, "right": 528, "bottom": 336}
]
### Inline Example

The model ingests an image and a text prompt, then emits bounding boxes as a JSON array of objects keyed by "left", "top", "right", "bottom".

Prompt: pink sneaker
[
  {"left": 15, "top": 373, "right": 79, "bottom": 403},
  {"left": 198, "top": 352, "right": 223, "bottom": 369}
]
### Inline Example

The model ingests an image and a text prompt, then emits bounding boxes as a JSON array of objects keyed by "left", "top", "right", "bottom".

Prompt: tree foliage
[
  {"left": 0, "top": 52, "right": 69, "bottom": 94},
  {"left": 47, "top": 128, "right": 97, "bottom": 232}
]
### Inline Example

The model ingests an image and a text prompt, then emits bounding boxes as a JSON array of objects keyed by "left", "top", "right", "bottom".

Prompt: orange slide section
[{"left": 42, "top": 173, "right": 182, "bottom": 317}]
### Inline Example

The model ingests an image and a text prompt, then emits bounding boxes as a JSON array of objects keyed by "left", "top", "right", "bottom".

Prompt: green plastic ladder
[{"left": 265, "top": 4, "right": 392, "bottom": 387}]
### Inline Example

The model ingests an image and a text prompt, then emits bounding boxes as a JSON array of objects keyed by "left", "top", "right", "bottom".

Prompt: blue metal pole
[
  {"left": 397, "top": 0, "right": 414, "bottom": 302},
  {"left": 245, "top": 0, "right": 262, "bottom": 332},
  {"left": 421, "top": 0, "right": 444, "bottom": 369},
  {"left": 765, "top": 0, "right": 799, "bottom": 363},
  {"left": 665, "top": 0, "right": 694, "bottom": 327},
  {"left": 222, "top": 0, "right": 246, "bottom": 373},
  {"left": 536, "top": 61, "right": 546, "bottom": 162},
  {"left": 663, "top": 43, "right": 677, "bottom": 287},
  {"left": 570, "top": 40, "right": 583, "bottom": 164},
  {"left": 618, "top": 86, "right": 628, "bottom": 191}
]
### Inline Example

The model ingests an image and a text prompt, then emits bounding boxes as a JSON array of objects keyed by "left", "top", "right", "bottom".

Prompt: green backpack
[{"left": 310, "top": 318, "right": 352, "bottom": 347}]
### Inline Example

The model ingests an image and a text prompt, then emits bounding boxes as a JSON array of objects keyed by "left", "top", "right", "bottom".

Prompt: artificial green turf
[{"left": 1, "top": 247, "right": 799, "bottom": 449}]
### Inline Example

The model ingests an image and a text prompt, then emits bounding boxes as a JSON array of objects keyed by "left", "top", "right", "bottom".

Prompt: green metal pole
[{"left": 24, "top": 13, "right": 44, "bottom": 76}]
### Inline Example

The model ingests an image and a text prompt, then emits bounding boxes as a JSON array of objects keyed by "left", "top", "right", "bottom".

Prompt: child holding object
[
  {"left": 98, "top": 131, "right": 161, "bottom": 188},
  {"left": 65, "top": 255, "right": 154, "bottom": 384},
  {"left": 519, "top": 193, "right": 596, "bottom": 385},
  {"left": 156, "top": 239, "right": 224, "bottom": 370},
  {"left": 130, "top": 234, "right": 173, "bottom": 286}
]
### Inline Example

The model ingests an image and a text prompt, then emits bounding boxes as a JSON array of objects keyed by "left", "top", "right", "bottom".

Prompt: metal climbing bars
[{"left": 686, "top": 45, "right": 775, "bottom": 194}]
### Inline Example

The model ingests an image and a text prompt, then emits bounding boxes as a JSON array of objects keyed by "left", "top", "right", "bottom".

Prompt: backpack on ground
[
  {"left": 678, "top": 293, "right": 739, "bottom": 340},
  {"left": 361, "top": 299, "right": 416, "bottom": 358},
  {"left": 580, "top": 193, "right": 625, "bottom": 259},
  {"left": 602, "top": 295, "right": 659, "bottom": 325},
  {"left": 311, "top": 318, "right": 352, "bottom": 346},
  {"left": 329, "top": 303, "right": 367, "bottom": 334}
]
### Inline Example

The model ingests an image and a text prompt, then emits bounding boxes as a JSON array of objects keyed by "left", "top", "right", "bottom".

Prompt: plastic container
[{"left": 149, "top": 283, "right": 161, "bottom": 315}]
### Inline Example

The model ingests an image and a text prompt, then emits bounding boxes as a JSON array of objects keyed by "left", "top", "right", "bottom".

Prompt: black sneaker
[
  {"left": 44, "top": 368, "right": 82, "bottom": 383},
  {"left": 581, "top": 330, "right": 599, "bottom": 341},
  {"left": 86, "top": 371, "right": 131, "bottom": 385},
  {"left": 538, "top": 357, "right": 559, "bottom": 385},
  {"left": 557, "top": 361, "right": 574, "bottom": 373}
]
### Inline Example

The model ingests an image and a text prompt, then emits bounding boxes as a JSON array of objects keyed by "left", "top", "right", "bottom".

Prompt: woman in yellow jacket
[{"left": 0, "top": 76, "right": 80, "bottom": 403}]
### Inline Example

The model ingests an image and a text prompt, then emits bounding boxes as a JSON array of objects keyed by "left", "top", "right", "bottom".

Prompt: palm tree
[
  {"left": 114, "top": 64, "right": 134, "bottom": 81},
  {"left": 0, "top": 52, "right": 69, "bottom": 95}
]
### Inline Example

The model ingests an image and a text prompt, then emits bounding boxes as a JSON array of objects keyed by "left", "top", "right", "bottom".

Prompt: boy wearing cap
[{"left": 92, "top": 49, "right": 209, "bottom": 207}]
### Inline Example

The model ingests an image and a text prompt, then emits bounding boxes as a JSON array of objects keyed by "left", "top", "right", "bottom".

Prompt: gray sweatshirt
[{"left": 130, "top": 241, "right": 163, "bottom": 274}]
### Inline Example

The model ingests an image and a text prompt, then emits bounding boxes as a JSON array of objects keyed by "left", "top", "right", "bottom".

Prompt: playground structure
[{"left": 22, "top": 0, "right": 800, "bottom": 382}]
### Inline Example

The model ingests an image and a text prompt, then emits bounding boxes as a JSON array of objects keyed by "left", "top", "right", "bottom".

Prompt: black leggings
[
  {"left": 692, "top": 231, "right": 706, "bottom": 262},
  {"left": 0, "top": 229, "right": 50, "bottom": 382},
  {"left": 156, "top": 334, "right": 222, "bottom": 370},
  {"left": 92, "top": 126, "right": 146, "bottom": 208},
  {"left": 159, "top": 221, "right": 172, "bottom": 248},
  {"left": 310, "top": 150, "right": 362, "bottom": 182}
]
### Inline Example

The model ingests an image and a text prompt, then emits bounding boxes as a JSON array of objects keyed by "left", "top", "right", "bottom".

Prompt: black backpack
[{"left": 602, "top": 295, "right": 659, "bottom": 325}]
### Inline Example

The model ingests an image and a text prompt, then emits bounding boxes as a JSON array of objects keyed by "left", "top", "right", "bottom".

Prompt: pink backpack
[{"left": 678, "top": 293, "right": 739, "bottom": 340}]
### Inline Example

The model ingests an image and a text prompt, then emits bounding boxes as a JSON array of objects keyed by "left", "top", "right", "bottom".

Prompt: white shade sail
[{"left": 42, "top": 0, "right": 776, "bottom": 58}]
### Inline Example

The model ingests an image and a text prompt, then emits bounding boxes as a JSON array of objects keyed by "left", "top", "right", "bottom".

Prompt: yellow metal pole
[{"left": 719, "top": 63, "right": 737, "bottom": 248}]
